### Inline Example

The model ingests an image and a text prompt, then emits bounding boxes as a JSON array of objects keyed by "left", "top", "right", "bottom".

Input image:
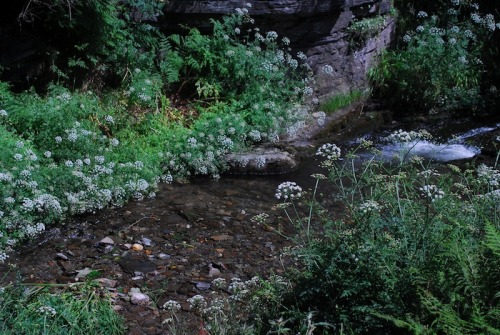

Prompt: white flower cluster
[
  {"left": 417, "top": 11, "right": 428, "bottom": 18},
  {"left": 419, "top": 185, "right": 445, "bottom": 202},
  {"left": 359, "top": 200, "right": 381, "bottom": 214},
  {"left": 322, "top": 64, "right": 334, "bottom": 75},
  {"left": 162, "top": 300, "right": 181, "bottom": 312},
  {"left": 187, "top": 295, "right": 207, "bottom": 312},
  {"left": 477, "top": 164, "right": 500, "bottom": 187},
  {"left": 417, "top": 169, "right": 440, "bottom": 179},
  {"left": 275, "top": 181, "right": 303, "bottom": 200},
  {"left": 0, "top": 109, "right": 7, "bottom": 117},
  {"left": 37, "top": 306, "right": 57, "bottom": 317},
  {"left": 23, "top": 222, "right": 45, "bottom": 238},
  {"left": 387, "top": 129, "right": 431, "bottom": 143},
  {"left": 248, "top": 129, "right": 261, "bottom": 142},
  {"left": 316, "top": 143, "right": 341, "bottom": 160}
]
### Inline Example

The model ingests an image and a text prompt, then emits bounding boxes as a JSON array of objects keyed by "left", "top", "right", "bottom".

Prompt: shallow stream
[{"left": 1, "top": 112, "right": 499, "bottom": 334}]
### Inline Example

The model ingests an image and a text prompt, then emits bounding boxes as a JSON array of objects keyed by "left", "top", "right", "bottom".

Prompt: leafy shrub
[
  {"left": 160, "top": 7, "right": 312, "bottom": 128},
  {"left": 267, "top": 134, "right": 500, "bottom": 333},
  {"left": 370, "top": 1, "right": 499, "bottom": 113}
]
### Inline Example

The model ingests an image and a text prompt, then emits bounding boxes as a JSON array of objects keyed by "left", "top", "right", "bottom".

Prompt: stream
[{"left": 1, "top": 112, "right": 499, "bottom": 335}]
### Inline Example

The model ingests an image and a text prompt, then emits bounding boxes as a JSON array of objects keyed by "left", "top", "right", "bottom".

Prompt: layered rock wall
[{"left": 163, "top": 0, "right": 395, "bottom": 102}]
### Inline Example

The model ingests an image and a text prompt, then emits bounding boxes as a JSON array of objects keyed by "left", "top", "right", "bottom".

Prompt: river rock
[
  {"left": 129, "top": 288, "right": 151, "bottom": 306},
  {"left": 119, "top": 253, "right": 156, "bottom": 275},
  {"left": 100, "top": 237, "right": 115, "bottom": 245},
  {"left": 226, "top": 147, "right": 299, "bottom": 174}
]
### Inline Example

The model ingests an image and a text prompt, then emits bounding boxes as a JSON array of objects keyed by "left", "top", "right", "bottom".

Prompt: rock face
[{"left": 163, "top": 0, "right": 395, "bottom": 102}]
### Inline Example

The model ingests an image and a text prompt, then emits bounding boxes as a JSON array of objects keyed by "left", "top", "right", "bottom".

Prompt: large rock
[{"left": 162, "top": 0, "right": 395, "bottom": 102}]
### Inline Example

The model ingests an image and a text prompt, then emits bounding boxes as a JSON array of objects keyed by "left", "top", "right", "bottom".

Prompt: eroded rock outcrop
[{"left": 163, "top": 0, "right": 395, "bottom": 101}]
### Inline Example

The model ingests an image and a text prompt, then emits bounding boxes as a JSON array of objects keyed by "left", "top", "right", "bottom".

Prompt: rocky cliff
[{"left": 162, "top": 0, "right": 395, "bottom": 102}]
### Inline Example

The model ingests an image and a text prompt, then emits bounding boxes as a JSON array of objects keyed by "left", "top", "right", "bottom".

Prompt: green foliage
[
  {"left": 347, "top": 15, "right": 390, "bottom": 48},
  {"left": 161, "top": 9, "right": 311, "bottom": 131},
  {"left": 370, "top": 1, "right": 498, "bottom": 114},
  {"left": 320, "top": 90, "right": 367, "bottom": 113},
  {"left": 0, "top": 282, "right": 125, "bottom": 335},
  {"left": 266, "top": 134, "right": 500, "bottom": 334}
]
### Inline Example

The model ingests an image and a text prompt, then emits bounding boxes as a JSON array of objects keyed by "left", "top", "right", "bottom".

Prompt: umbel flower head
[
  {"left": 316, "top": 143, "right": 341, "bottom": 160},
  {"left": 275, "top": 181, "right": 303, "bottom": 200}
]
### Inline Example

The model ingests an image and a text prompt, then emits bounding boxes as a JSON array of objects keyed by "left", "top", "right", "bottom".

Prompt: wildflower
[
  {"left": 255, "top": 156, "right": 266, "bottom": 168},
  {"left": 322, "top": 64, "right": 334, "bottom": 75},
  {"left": 297, "top": 51, "right": 307, "bottom": 60},
  {"left": 471, "top": 12, "right": 482, "bottom": 24},
  {"left": 211, "top": 277, "right": 227, "bottom": 289},
  {"left": 55, "top": 136, "right": 63, "bottom": 143},
  {"left": 37, "top": 306, "right": 57, "bottom": 317},
  {"left": 418, "top": 169, "right": 440, "bottom": 178},
  {"left": 251, "top": 213, "right": 269, "bottom": 224},
  {"left": 303, "top": 86, "right": 313, "bottom": 95},
  {"left": 275, "top": 181, "right": 303, "bottom": 200},
  {"left": 402, "top": 34, "right": 411, "bottom": 43},
  {"left": 419, "top": 185, "right": 445, "bottom": 202},
  {"left": 162, "top": 300, "right": 181, "bottom": 312},
  {"left": 234, "top": 27, "right": 241, "bottom": 34},
  {"left": 105, "top": 115, "right": 115, "bottom": 124},
  {"left": 187, "top": 295, "right": 207, "bottom": 311},
  {"left": 0, "top": 173, "right": 13, "bottom": 182},
  {"left": 44, "top": 151, "right": 52, "bottom": 158},
  {"left": 266, "top": 31, "right": 278, "bottom": 40},
  {"left": 451, "top": 0, "right": 459, "bottom": 5},
  {"left": 95, "top": 156, "right": 105, "bottom": 164},
  {"left": 387, "top": 129, "right": 430, "bottom": 143},
  {"left": 477, "top": 164, "right": 500, "bottom": 187},
  {"left": 3, "top": 197, "right": 16, "bottom": 204},
  {"left": 359, "top": 200, "right": 381, "bottom": 214},
  {"left": 67, "top": 131, "right": 78, "bottom": 142},
  {"left": 0, "top": 109, "right": 7, "bottom": 117},
  {"left": 458, "top": 56, "right": 468, "bottom": 64},
  {"left": 282, "top": 37, "right": 290, "bottom": 45},
  {"left": 14, "top": 153, "right": 23, "bottom": 161},
  {"left": 316, "top": 143, "right": 341, "bottom": 160},
  {"left": 110, "top": 138, "right": 119, "bottom": 146},
  {"left": 417, "top": 11, "right": 428, "bottom": 18},
  {"left": 416, "top": 25, "right": 424, "bottom": 33}
]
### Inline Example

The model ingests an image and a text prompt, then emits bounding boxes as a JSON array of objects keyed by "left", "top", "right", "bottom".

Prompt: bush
[
  {"left": 267, "top": 133, "right": 500, "bottom": 333},
  {"left": 370, "top": 1, "right": 499, "bottom": 114}
]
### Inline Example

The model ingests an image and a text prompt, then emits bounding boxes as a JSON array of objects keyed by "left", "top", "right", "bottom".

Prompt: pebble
[
  {"left": 56, "top": 252, "right": 69, "bottom": 260},
  {"left": 100, "top": 236, "right": 115, "bottom": 244},
  {"left": 210, "top": 234, "right": 234, "bottom": 241},
  {"left": 158, "top": 253, "right": 171, "bottom": 260},
  {"left": 141, "top": 237, "right": 152, "bottom": 246},
  {"left": 129, "top": 289, "right": 150, "bottom": 305},
  {"left": 132, "top": 243, "right": 144, "bottom": 251}
]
